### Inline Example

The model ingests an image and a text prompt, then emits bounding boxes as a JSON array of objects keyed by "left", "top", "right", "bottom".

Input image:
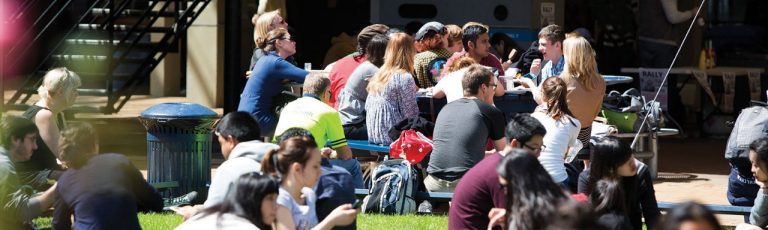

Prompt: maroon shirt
[
  {"left": 448, "top": 153, "right": 506, "bottom": 230},
  {"left": 328, "top": 55, "right": 367, "bottom": 109},
  {"left": 442, "top": 51, "right": 505, "bottom": 78}
]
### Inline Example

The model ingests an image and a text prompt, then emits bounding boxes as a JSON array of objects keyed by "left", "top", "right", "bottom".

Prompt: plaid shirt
[{"left": 413, "top": 48, "right": 453, "bottom": 88}]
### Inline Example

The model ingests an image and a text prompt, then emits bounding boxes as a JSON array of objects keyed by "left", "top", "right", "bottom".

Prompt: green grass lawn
[{"left": 34, "top": 213, "right": 448, "bottom": 230}]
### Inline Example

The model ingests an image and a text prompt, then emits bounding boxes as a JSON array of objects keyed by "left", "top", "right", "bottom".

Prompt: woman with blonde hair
[
  {"left": 238, "top": 28, "right": 307, "bottom": 137},
  {"left": 559, "top": 36, "right": 606, "bottom": 152},
  {"left": 249, "top": 10, "right": 288, "bottom": 72},
  {"left": 17, "top": 67, "right": 81, "bottom": 190},
  {"left": 365, "top": 33, "right": 419, "bottom": 145},
  {"left": 522, "top": 36, "right": 605, "bottom": 152}
]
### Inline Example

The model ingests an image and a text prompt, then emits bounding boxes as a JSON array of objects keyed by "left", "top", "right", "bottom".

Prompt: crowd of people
[{"left": 1, "top": 9, "right": 765, "bottom": 230}]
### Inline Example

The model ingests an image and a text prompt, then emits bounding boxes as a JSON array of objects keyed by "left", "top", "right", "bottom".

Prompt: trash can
[{"left": 139, "top": 103, "right": 218, "bottom": 200}]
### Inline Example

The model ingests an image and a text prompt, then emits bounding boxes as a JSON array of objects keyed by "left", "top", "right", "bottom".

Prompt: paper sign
[
  {"left": 639, "top": 69, "right": 668, "bottom": 110},
  {"left": 541, "top": 2, "right": 555, "bottom": 27}
]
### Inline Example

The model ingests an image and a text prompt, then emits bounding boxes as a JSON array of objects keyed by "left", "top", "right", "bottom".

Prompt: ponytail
[
  {"left": 259, "top": 136, "right": 317, "bottom": 178},
  {"left": 541, "top": 77, "right": 576, "bottom": 126},
  {"left": 260, "top": 148, "right": 281, "bottom": 177}
]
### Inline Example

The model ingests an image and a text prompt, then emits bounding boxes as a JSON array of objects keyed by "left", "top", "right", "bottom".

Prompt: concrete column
[
  {"left": 186, "top": 0, "right": 224, "bottom": 107},
  {"left": 150, "top": 4, "right": 180, "bottom": 97}
]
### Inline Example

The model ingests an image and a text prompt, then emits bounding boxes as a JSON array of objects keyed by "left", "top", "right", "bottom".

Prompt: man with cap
[
  {"left": 413, "top": 21, "right": 454, "bottom": 88},
  {"left": 328, "top": 24, "right": 389, "bottom": 109}
]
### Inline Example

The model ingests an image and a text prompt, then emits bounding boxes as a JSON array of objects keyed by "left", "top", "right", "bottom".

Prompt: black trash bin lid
[{"left": 140, "top": 103, "right": 218, "bottom": 119}]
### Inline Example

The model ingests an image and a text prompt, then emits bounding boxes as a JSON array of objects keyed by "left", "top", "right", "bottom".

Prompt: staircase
[{"left": 3, "top": 0, "right": 211, "bottom": 114}]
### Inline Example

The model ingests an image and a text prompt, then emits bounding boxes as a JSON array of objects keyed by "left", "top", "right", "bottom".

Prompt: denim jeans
[{"left": 330, "top": 159, "right": 364, "bottom": 189}]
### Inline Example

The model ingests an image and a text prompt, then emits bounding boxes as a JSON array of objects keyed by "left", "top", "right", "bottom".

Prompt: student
[
  {"left": 0, "top": 116, "right": 58, "bottom": 229},
  {"left": 531, "top": 77, "right": 581, "bottom": 188},
  {"left": 52, "top": 123, "right": 164, "bottom": 229},
  {"left": 276, "top": 128, "right": 357, "bottom": 230},
  {"left": 177, "top": 173, "right": 280, "bottom": 230},
  {"left": 529, "top": 24, "right": 566, "bottom": 85},
  {"left": 328, "top": 24, "right": 390, "bottom": 109},
  {"left": 272, "top": 73, "right": 363, "bottom": 188},
  {"left": 413, "top": 21, "right": 452, "bottom": 88},
  {"left": 443, "top": 24, "right": 463, "bottom": 53},
  {"left": 427, "top": 65, "right": 506, "bottom": 193},
  {"left": 336, "top": 33, "right": 388, "bottom": 140},
  {"left": 261, "top": 136, "right": 357, "bottom": 230},
  {"left": 17, "top": 67, "right": 81, "bottom": 190},
  {"left": 432, "top": 57, "right": 478, "bottom": 103},
  {"left": 590, "top": 179, "right": 633, "bottom": 230},
  {"left": 496, "top": 149, "right": 569, "bottom": 229},
  {"left": 558, "top": 36, "right": 605, "bottom": 149},
  {"left": 448, "top": 114, "right": 546, "bottom": 230},
  {"left": 365, "top": 32, "right": 420, "bottom": 145},
  {"left": 657, "top": 201, "right": 721, "bottom": 230},
  {"left": 238, "top": 28, "right": 308, "bottom": 137},
  {"left": 578, "top": 136, "right": 661, "bottom": 230}
]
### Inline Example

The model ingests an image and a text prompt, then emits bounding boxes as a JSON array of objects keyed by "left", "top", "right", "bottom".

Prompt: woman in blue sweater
[{"left": 238, "top": 28, "right": 308, "bottom": 137}]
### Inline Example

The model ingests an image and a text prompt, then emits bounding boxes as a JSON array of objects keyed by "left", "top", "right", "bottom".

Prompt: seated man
[
  {"left": 176, "top": 112, "right": 279, "bottom": 218},
  {"left": 442, "top": 24, "right": 505, "bottom": 97},
  {"left": 277, "top": 128, "right": 356, "bottom": 230},
  {"left": 528, "top": 24, "right": 565, "bottom": 85},
  {"left": 207, "top": 112, "right": 278, "bottom": 206},
  {"left": 273, "top": 72, "right": 363, "bottom": 188},
  {"left": 0, "top": 116, "right": 57, "bottom": 229},
  {"left": 448, "top": 114, "right": 546, "bottom": 230},
  {"left": 426, "top": 64, "right": 507, "bottom": 192},
  {"left": 413, "top": 21, "right": 453, "bottom": 88}
]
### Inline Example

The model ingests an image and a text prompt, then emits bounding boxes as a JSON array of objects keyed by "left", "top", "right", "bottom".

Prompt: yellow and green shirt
[{"left": 273, "top": 96, "right": 348, "bottom": 149}]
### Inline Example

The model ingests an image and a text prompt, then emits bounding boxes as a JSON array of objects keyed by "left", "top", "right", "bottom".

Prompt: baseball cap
[{"left": 414, "top": 21, "right": 445, "bottom": 41}]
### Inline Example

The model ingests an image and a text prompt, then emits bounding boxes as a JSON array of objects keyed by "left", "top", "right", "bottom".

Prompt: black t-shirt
[
  {"left": 427, "top": 98, "right": 506, "bottom": 181},
  {"left": 17, "top": 105, "right": 64, "bottom": 173},
  {"left": 52, "top": 153, "right": 163, "bottom": 229}
]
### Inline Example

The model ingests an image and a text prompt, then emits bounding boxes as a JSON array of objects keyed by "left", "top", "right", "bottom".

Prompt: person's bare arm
[
  {"left": 274, "top": 205, "right": 296, "bottom": 230},
  {"left": 312, "top": 204, "right": 358, "bottom": 230},
  {"left": 494, "top": 76, "right": 505, "bottom": 97},
  {"left": 335, "top": 145, "right": 354, "bottom": 160},
  {"left": 660, "top": 0, "right": 695, "bottom": 24},
  {"left": 493, "top": 138, "right": 506, "bottom": 153},
  {"left": 34, "top": 110, "right": 61, "bottom": 158}
]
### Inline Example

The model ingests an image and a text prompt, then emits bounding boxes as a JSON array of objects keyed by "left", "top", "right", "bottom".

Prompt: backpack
[
  {"left": 362, "top": 159, "right": 418, "bottom": 214},
  {"left": 725, "top": 101, "right": 768, "bottom": 162},
  {"left": 426, "top": 57, "right": 447, "bottom": 86}
]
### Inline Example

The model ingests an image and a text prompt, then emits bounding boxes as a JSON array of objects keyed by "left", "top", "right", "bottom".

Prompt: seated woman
[
  {"left": 531, "top": 77, "right": 581, "bottom": 189},
  {"left": 432, "top": 56, "right": 478, "bottom": 103},
  {"left": 493, "top": 149, "right": 570, "bottom": 229},
  {"left": 578, "top": 136, "right": 661, "bottom": 230},
  {"left": 52, "top": 123, "right": 164, "bottom": 229},
  {"left": 17, "top": 67, "right": 81, "bottom": 190},
  {"left": 261, "top": 136, "right": 358, "bottom": 230},
  {"left": 336, "top": 34, "right": 389, "bottom": 140},
  {"left": 177, "top": 173, "right": 279, "bottom": 230},
  {"left": 238, "top": 28, "right": 308, "bottom": 137},
  {"left": 365, "top": 33, "right": 419, "bottom": 145}
]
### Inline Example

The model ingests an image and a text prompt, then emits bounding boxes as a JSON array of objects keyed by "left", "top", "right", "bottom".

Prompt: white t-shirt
[
  {"left": 434, "top": 68, "right": 468, "bottom": 103},
  {"left": 531, "top": 111, "right": 581, "bottom": 183},
  {"left": 175, "top": 213, "right": 259, "bottom": 230},
  {"left": 277, "top": 187, "right": 318, "bottom": 230}
]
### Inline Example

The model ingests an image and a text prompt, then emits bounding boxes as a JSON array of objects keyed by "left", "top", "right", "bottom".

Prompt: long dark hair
[
  {"left": 590, "top": 179, "right": 627, "bottom": 216},
  {"left": 587, "top": 136, "right": 633, "bottom": 194},
  {"left": 656, "top": 201, "right": 721, "bottom": 230},
  {"left": 260, "top": 136, "right": 317, "bottom": 178},
  {"left": 540, "top": 77, "right": 576, "bottom": 126},
  {"left": 497, "top": 149, "right": 569, "bottom": 229},
  {"left": 366, "top": 34, "right": 389, "bottom": 67},
  {"left": 198, "top": 173, "right": 279, "bottom": 229}
]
